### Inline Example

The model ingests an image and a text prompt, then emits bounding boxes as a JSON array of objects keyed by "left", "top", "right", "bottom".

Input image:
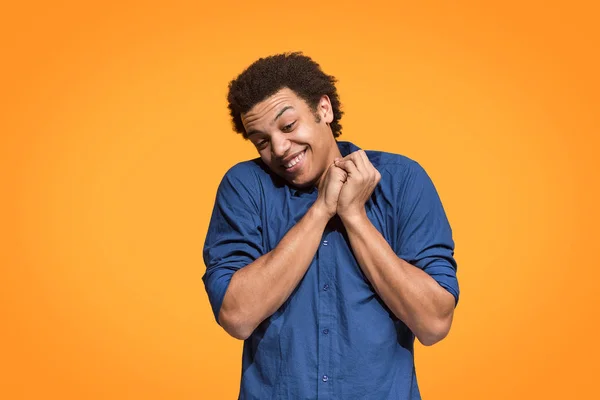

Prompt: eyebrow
[
  {"left": 274, "top": 106, "right": 294, "bottom": 121},
  {"left": 246, "top": 106, "right": 295, "bottom": 137}
]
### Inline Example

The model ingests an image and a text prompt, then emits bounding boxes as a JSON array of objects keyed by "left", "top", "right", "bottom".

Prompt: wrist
[
  {"left": 338, "top": 207, "right": 368, "bottom": 226},
  {"left": 310, "top": 200, "right": 335, "bottom": 221}
]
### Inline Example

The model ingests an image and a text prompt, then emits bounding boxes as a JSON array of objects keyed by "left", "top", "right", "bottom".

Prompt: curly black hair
[{"left": 227, "top": 52, "right": 343, "bottom": 138}]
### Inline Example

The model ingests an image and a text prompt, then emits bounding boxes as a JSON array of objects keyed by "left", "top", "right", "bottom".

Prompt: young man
[{"left": 203, "top": 52, "right": 459, "bottom": 399}]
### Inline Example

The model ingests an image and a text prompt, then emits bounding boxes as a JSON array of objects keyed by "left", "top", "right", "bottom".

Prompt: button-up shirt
[{"left": 203, "top": 141, "right": 459, "bottom": 399}]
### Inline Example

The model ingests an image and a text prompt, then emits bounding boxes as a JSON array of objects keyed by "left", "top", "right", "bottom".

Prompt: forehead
[{"left": 242, "top": 88, "right": 305, "bottom": 127}]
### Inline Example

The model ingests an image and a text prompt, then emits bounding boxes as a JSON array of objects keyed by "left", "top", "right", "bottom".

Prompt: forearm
[
  {"left": 341, "top": 211, "right": 455, "bottom": 346},
  {"left": 219, "top": 203, "right": 330, "bottom": 340}
]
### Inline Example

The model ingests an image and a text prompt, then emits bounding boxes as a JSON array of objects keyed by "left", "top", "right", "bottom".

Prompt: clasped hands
[{"left": 317, "top": 150, "right": 381, "bottom": 220}]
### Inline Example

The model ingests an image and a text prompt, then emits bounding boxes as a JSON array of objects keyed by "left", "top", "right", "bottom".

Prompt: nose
[{"left": 271, "top": 132, "right": 291, "bottom": 159}]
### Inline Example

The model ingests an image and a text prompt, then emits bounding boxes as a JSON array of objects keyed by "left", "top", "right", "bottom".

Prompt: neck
[{"left": 314, "top": 142, "right": 343, "bottom": 188}]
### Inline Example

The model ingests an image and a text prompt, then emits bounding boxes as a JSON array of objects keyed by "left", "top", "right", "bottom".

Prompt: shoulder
[
  {"left": 222, "top": 158, "right": 265, "bottom": 181},
  {"left": 216, "top": 158, "right": 273, "bottom": 206},
  {"left": 366, "top": 149, "right": 426, "bottom": 181},
  {"left": 366, "top": 150, "right": 440, "bottom": 207},
  {"left": 219, "top": 158, "right": 276, "bottom": 189},
  {"left": 338, "top": 141, "right": 424, "bottom": 179}
]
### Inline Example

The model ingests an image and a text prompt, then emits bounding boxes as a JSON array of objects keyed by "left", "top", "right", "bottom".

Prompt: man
[{"left": 203, "top": 52, "right": 459, "bottom": 399}]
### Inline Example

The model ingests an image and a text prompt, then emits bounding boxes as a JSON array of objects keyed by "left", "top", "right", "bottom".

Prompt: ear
[{"left": 317, "top": 95, "right": 334, "bottom": 124}]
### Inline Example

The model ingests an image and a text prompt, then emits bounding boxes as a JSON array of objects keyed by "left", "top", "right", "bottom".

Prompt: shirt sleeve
[
  {"left": 396, "top": 161, "right": 460, "bottom": 305},
  {"left": 202, "top": 164, "right": 264, "bottom": 323}
]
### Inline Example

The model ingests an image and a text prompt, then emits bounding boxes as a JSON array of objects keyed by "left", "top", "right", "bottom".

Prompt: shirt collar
[{"left": 338, "top": 140, "right": 361, "bottom": 157}]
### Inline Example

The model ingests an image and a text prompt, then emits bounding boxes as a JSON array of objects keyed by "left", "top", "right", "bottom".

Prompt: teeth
[{"left": 285, "top": 151, "right": 305, "bottom": 169}]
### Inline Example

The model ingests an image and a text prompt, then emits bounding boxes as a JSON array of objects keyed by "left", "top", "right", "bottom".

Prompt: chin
[
  {"left": 281, "top": 172, "right": 310, "bottom": 188},
  {"left": 290, "top": 180, "right": 311, "bottom": 188}
]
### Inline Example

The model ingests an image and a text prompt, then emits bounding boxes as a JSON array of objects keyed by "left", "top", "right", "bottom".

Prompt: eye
[
  {"left": 281, "top": 121, "right": 296, "bottom": 132},
  {"left": 255, "top": 139, "right": 268, "bottom": 150}
]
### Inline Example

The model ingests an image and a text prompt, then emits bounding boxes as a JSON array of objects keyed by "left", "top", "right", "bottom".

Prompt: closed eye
[
  {"left": 281, "top": 121, "right": 296, "bottom": 133},
  {"left": 255, "top": 139, "right": 268, "bottom": 149}
]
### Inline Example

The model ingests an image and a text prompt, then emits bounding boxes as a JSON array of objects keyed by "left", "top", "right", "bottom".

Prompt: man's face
[{"left": 242, "top": 88, "right": 338, "bottom": 188}]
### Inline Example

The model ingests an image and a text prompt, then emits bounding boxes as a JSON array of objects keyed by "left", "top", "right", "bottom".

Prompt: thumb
[{"left": 332, "top": 165, "right": 348, "bottom": 182}]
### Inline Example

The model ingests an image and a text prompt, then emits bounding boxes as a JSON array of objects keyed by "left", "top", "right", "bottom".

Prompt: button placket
[{"left": 317, "top": 229, "right": 333, "bottom": 398}]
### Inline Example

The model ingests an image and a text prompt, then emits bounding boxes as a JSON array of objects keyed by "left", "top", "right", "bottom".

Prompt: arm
[
  {"left": 340, "top": 212, "right": 455, "bottom": 346},
  {"left": 206, "top": 162, "right": 347, "bottom": 340},
  {"left": 335, "top": 151, "right": 457, "bottom": 346},
  {"left": 219, "top": 203, "right": 329, "bottom": 339}
]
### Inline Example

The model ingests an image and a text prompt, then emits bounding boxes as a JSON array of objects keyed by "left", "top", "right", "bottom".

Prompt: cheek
[{"left": 259, "top": 151, "right": 273, "bottom": 166}]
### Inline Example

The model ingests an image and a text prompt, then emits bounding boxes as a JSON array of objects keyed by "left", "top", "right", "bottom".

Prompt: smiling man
[{"left": 203, "top": 52, "right": 459, "bottom": 399}]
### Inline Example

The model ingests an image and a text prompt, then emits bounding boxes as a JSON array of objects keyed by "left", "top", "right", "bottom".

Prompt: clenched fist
[
  {"left": 334, "top": 150, "right": 381, "bottom": 220},
  {"left": 315, "top": 160, "right": 348, "bottom": 218}
]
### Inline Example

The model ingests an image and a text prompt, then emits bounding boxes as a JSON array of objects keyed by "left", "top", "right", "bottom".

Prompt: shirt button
[
  {"left": 323, "top": 284, "right": 329, "bottom": 291},
  {"left": 322, "top": 375, "right": 329, "bottom": 382},
  {"left": 323, "top": 240, "right": 328, "bottom": 246},
  {"left": 323, "top": 329, "right": 329, "bottom": 334}
]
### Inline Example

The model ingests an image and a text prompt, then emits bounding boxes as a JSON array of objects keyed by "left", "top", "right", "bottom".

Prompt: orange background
[{"left": 1, "top": 1, "right": 599, "bottom": 399}]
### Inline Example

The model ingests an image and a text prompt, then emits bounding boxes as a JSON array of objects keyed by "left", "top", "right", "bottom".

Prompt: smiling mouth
[{"left": 283, "top": 150, "right": 306, "bottom": 171}]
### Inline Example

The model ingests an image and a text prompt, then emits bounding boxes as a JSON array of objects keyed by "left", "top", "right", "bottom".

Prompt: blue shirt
[{"left": 203, "top": 141, "right": 459, "bottom": 400}]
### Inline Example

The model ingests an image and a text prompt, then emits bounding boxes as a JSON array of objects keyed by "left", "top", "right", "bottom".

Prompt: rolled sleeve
[
  {"left": 397, "top": 162, "right": 460, "bottom": 305},
  {"left": 202, "top": 164, "right": 264, "bottom": 322}
]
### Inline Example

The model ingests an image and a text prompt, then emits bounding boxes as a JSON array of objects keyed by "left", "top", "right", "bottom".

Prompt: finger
[
  {"left": 323, "top": 162, "right": 335, "bottom": 176},
  {"left": 334, "top": 159, "right": 360, "bottom": 177},
  {"left": 324, "top": 162, "right": 346, "bottom": 180},
  {"left": 331, "top": 165, "right": 348, "bottom": 182},
  {"left": 357, "top": 150, "right": 378, "bottom": 182},
  {"left": 341, "top": 151, "right": 363, "bottom": 166},
  {"left": 358, "top": 150, "right": 371, "bottom": 168},
  {"left": 352, "top": 150, "right": 369, "bottom": 174}
]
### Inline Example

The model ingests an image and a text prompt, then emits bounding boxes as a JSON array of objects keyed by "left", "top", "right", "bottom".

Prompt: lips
[
  {"left": 281, "top": 149, "right": 306, "bottom": 176},
  {"left": 282, "top": 150, "right": 306, "bottom": 170}
]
